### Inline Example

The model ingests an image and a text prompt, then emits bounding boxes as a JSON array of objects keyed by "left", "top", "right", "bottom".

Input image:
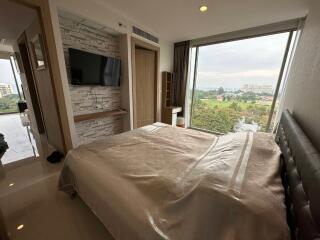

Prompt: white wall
[
  {"left": 159, "top": 39, "right": 174, "bottom": 72},
  {"left": 281, "top": 0, "right": 320, "bottom": 150},
  {"left": 49, "top": 0, "right": 174, "bottom": 147}
]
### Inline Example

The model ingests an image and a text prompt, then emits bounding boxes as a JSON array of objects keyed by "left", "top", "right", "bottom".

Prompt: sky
[
  {"left": 194, "top": 32, "right": 290, "bottom": 90},
  {"left": 0, "top": 59, "right": 20, "bottom": 94}
]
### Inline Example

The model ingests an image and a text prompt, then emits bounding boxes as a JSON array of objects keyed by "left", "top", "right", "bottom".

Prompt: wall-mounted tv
[{"left": 69, "top": 48, "right": 121, "bottom": 86}]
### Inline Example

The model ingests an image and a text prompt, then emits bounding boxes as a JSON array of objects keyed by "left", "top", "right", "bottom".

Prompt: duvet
[{"left": 59, "top": 123, "right": 289, "bottom": 240}]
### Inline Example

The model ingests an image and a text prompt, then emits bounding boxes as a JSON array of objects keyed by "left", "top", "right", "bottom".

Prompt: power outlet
[{"left": 95, "top": 104, "right": 102, "bottom": 109}]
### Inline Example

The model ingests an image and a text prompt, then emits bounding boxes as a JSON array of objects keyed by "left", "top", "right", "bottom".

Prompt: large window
[{"left": 189, "top": 30, "right": 296, "bottom": 134}]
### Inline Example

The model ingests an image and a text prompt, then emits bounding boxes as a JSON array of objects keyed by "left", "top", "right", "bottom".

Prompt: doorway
[
  {"left": 0, "top": 54, "right": 39, "bottom": 164},
  {"left": 0, "top": 53, "right": 39, "bottom": 164},
  {"left": 132, "top": 38, "right": 160, "bottom": 128},
  {"left": 0, "top": 2, "right": 41, "bottom": 165}
]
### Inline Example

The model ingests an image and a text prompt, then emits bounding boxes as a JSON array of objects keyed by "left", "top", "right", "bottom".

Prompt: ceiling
[
  {"left": 98, "top": 0, "right": 309, "bottom": 42},
  {"left": 0, "top": 0, "right": 37, "bottom": 51}
]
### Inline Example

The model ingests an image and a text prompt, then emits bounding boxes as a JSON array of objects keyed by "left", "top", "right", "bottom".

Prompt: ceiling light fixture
[
  {"left": 199, "top": 5, "right": 208, "bottom": 12},
  {"left": 9, "top": 183, "right": 14, "bottom": 187},
  {"left": 17, "top": 224, "right": 24, "bottom": 230}
]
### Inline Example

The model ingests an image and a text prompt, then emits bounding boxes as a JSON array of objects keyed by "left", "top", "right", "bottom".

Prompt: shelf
[
  {"left": 74, "top": 109, "right": 127, "bottom": 123},
  {"left": 165, "top": 106, "right": 182, "bottom": 114}
]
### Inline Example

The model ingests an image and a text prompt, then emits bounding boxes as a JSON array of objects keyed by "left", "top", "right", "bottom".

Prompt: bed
[
  {"left": 276, "top": 110, "right": 320, "bottom": 240},
  {"left": 59, "top": 110, "right": 320, "bottom": 240}
]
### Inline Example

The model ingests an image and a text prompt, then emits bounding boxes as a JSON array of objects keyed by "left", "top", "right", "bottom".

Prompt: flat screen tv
[{"left": 69, "top": 48, "right": 121, "bottom": 86}]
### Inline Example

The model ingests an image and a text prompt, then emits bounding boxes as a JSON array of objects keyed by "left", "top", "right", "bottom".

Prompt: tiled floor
[
  {"left": 0, "top": 114, "right": 38, "bottom": 165},
  {"left": 0, "top": 158, "right": 115, "bottom": 240},
  {"left": 0, "top": 114, "right": 115, "bottom": 239}
]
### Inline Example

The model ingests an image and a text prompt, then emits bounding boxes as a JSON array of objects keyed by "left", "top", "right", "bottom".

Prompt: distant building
[
  {"left": 242, "top": 84, "right": 273, "bottom": 94},
  {"left": 0, "top": 83, "right": 13, "bottom": 98},
  {"left": 216, "top": 95, "right": 224, "bottom": 101}
]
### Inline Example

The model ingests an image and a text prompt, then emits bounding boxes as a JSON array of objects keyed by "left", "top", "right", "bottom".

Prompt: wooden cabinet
[
  {"left": 162, "top": 71, "right": 173, "bottom": 108},
  {"left": 161, "top": 72, "right": 182, "bottom": 125}
]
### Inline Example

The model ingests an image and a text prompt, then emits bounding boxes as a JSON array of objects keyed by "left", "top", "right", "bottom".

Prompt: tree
[
  {"left": 191, "top": 99, "right": 240, "bottom": 133},
  {"left": 218, "top": 87, "right": 224, "bottom": 95},
  {"left": 229, "top": 102, "right": 242, "bottom": 111},
  {"left": 0, "top": 94, "right": 19, "bottom": 113},
  {"left": 225, "top": 96, "right": 231, "bottom": 101},
  {"left": 191, "top": 89, "right": 272, "bottom": 134}
]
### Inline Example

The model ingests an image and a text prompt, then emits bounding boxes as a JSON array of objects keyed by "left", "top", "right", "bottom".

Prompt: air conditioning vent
[{"left": 132, "top": 26, "right": 159, "bottom": 44}]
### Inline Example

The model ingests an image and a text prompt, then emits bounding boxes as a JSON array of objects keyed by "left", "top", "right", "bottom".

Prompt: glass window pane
[
  {"left": 187, "top": 47, "right": 197, "bottom": 125},
  {"left": 270, "top": 31, "right": 297, "bottom": 130},
  {"left": 10, "top": 56, "right": 23, "bottom": 100},
  {"left": 0, "top": 59, "right": 20, "bottom": 113},
  {"left": 190, "top": 32, "right": 290, "bottom": 134}
]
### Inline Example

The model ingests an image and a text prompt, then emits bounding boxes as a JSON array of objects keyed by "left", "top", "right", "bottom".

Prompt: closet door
[{"left": 135, "top": 48, "right": 156, "bottom": 128}]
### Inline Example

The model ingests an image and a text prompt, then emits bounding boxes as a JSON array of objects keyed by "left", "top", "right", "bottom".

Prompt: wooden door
[{"left": 135, "top": 48, "right": 156, "bottom": 128}]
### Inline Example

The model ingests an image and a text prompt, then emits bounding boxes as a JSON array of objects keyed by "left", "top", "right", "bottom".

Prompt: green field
[
  {"left": 0, "top": 94, "right": 19, "bottom": 114},
  {"left": 202, "top": 99, "right": 271, "bottom": 109},
  {"left": 191, "top": 98, "right": 273, "bottom": 134}
]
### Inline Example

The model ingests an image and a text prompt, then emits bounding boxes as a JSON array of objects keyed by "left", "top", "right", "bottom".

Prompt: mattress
[{"left": 59, "top": 123, "right": 289, "bottom": 240}]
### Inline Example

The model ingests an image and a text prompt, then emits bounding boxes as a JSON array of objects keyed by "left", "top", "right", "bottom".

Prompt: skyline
[
  {"left": 0, "top": 59, "right": 20, "bottom": 94},
  {"left": 194, "top": 32, "right": 290, "bottom": 90}
]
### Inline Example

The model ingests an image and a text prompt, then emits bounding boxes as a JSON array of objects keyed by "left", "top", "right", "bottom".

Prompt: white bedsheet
[{"left": 59, "top": 124, "right": 289, "bottom": 240}]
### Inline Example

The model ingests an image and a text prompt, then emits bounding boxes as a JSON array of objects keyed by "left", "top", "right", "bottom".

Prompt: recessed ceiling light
[
  {"left": 9, "top": 183, "right": 14, "bottom": 187},
  {"left": 17, "top": 224, "right": 24, "bottom": 230},
  {"left": 199, "top": 5, "right": 208, "bottom": 12}
]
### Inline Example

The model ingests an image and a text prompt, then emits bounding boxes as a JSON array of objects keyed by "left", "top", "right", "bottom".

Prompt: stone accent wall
[{"left": 58, "top": 12, "right": 122, "bottom": 145}]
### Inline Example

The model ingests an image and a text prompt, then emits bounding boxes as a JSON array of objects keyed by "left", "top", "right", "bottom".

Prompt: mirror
[{"left": 30, "top": 34, "right": 46, "bottom": 70}]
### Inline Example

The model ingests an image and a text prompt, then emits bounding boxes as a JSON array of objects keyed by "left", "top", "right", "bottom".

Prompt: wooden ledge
[
  {"left": 164, "top": 106, "right": 182, "bottom": 114},
  {"left": 74, "top": 109, "right": 127, "bottom": 123}
]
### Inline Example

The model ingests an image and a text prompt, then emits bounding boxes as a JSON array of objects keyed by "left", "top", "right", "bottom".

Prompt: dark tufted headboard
[{"left": 276, "top": 110, "right": 320, "bottom": 240}]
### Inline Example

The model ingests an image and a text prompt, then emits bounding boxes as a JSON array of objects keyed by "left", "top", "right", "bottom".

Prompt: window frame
[{"left": 188, "top": 20, "right": 303, "bottom": 134}]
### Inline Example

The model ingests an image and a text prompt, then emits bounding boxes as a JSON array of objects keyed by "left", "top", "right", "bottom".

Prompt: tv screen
[
  {"left": 69, "top": 48, "right": 121, "bottom": 86},
  {"left": 101, "top": 57, "right": 121, "bottom": 87}
]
